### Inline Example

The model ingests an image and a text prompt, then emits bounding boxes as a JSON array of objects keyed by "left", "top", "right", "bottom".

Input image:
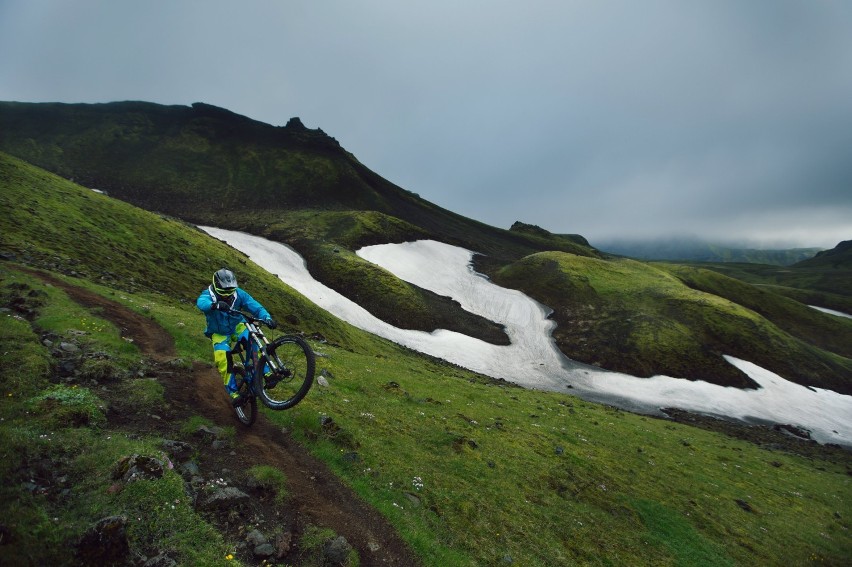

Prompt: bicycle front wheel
[{"left": 257, "top": 335, "right": 315, "bottom": 410}]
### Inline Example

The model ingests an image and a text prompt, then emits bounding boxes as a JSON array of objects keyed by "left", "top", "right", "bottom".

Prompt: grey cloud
[{"left": 1, "top": 0, "right": 850, "bottom": 247}]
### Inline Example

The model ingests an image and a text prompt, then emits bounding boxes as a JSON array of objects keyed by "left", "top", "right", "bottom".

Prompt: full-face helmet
[{"left": 213, "top": 268, "right": 238, "bottom": 297}]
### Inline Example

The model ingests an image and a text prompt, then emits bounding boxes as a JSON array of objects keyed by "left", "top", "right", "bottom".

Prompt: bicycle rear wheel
[
  {"left": 233, "top": 378, "right": 258, "bottom": 426},
  {"left": 258, "top": 335, "right": 315, "bottom": 410}
]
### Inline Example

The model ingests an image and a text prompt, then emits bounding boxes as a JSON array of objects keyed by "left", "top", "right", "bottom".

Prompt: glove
[
  {"left": 265, "top": 317, "right": 278, "bottom": 329},
  {"left": 214, "top": 301, "right": 231, "bottom": 312}
]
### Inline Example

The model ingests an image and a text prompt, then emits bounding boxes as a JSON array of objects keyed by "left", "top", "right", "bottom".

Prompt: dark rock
[
  {"left": 180, "top": 461, "right": 200, "bottom": 479},
  {"left": 162, "top": 440, "right": 194, "bottom": 461},
  {"left": 112, "top": 455, "right": 165, "bottom": 483},
  {"left": 60, "top": 342, "right": 80, "bottom": 353},
  {"left": 452, "top": 436, "right": 479, "bottom": 452},
  {"left": 735, "top": 499, "right": 755, "bottom": 513},
  {"left": 323, "top": 535, "right": 353, "bottom": 566},
  {"left": 254, "top": 543, "right": 276, "bottom": 558},
  {"left": 246, "top": 529, "right": 267, "bottom": 546},
  {"left": 275, "top": 531, "right": 293, "bottom": 557},
  {"left": 200, "top": 487, "right": 250, "bottom": 511},
  {"left": 774, "top": 424, "right": 812, "bottom": 440},
  {"left": 143, "top": 553, "right": 177, "bottom": 567},
  {"left": 75, "top": 515, "right": 129, "bottom": 566},
  {"left": 319, "top": 415, "right": 339, "bottom": 433},
  {"left": 403, "top": 492, "right": 421, "bottom": 507},
  {"left": 58, "top": 360, "right": 79, "bottom": 377},
  {"left": 285, "top": 117, "right": 307, "bottom": 130},
  {"left": 195, "top": 425, "right": 225, "bottom": 440}
]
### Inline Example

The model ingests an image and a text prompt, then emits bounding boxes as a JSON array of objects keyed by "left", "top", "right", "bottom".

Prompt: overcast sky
[{"left": 1, "top": 1, "right": 850, "bottom": 248}]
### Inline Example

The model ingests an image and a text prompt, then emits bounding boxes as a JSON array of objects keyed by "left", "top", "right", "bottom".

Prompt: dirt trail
[{"left": 31, "top": 269, "right": 421, "bottom": 566}]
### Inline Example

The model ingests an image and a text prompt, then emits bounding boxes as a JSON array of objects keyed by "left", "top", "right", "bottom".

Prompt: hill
[
  {"left": 0, "top": 100, "right": 593, "bottom": 258},
  {"left": 593, "top": 236, "right": 823, "bottom": 266},
  {"left": 794, "top": 240, "right": 852, "bottom": 269},
  {"left": 493, "top": 251, "right": 852, "bottom": 393},
  {"left": 1, "top": 101, "right": 850, "bottom": 392},
  {"left": 666, "top": 240, "right": 852, "bottom": 315},
  {"left": 1, "top": 151, "right": 850, "bottom": 566}
]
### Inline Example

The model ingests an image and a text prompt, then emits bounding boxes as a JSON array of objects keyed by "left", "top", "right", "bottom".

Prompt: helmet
[{"left": 213, "top": 268, "right": 238, "bottom": 296}]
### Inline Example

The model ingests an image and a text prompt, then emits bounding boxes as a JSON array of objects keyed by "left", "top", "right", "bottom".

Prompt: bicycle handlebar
[{"left": 223, "top": 308, "right": 269, "bottom": 327}]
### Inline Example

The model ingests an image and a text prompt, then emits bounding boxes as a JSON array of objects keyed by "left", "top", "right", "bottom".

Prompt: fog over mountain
[
  {"left": 1, "top": 1, "right": 850, "bottom": 246},
  {"left": 593, "top": 236, "right": 824, "bottom": 265}
]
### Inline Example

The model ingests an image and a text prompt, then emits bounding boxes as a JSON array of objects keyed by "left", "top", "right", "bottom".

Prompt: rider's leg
[{"left": 211, "top": 333, "right": 239, "bottom": 400}]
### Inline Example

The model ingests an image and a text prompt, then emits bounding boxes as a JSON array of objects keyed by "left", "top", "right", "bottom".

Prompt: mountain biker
[{"left": 197, "top": 268, "right": 278, "bottom": 406}]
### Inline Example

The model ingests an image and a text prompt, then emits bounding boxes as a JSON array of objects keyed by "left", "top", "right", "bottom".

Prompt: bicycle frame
[
  {"left": 223, "top": 309, "right": 315, "bottom": 424},
  {"left": 226, "top": 313, "right": 286, "bottom": 395}
]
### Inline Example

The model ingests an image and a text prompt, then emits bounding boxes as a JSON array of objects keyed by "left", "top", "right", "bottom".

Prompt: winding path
[{"left": 26, "top": 268, "right": 420, "bottom": 567}]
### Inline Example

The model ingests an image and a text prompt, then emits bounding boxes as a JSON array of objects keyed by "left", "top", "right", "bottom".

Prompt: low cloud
[{"left": 1, "top": 0, "right": 850, "bottom": 247}]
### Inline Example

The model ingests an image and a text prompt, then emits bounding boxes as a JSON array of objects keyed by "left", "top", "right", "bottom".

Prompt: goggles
[{"left": 214, "top": 285, "right": 236, "bottom": 297}]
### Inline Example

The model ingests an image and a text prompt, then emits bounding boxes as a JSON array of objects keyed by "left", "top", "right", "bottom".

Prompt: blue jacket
[{"left": 197, "top": 285, "right": 271, "bottom": 338}]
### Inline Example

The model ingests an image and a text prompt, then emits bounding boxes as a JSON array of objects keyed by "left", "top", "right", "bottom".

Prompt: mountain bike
[{"left": 225, "top": 310, "right": 315, "bottom": 426}]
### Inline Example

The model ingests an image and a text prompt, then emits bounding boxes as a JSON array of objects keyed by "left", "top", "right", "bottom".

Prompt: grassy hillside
[
  {"left": 493, "top": 252, "right": 852, "bottom": 393},
  {"left": 0, "top": 152, "right": 353, "bottom": 348},
  {"left": 1, "top": 154, "right": 850, "bottom": 566}
]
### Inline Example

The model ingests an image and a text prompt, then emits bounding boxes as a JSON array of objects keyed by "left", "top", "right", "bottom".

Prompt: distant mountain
[
  {"left": 594, "top": 237, "right": 822, "bottom": 266},
  {"left": 794, "top": 240, "right": 851, "bottom": 269},
  {"left": 0, "top": 100, "right": 595, "bottom": 261}
]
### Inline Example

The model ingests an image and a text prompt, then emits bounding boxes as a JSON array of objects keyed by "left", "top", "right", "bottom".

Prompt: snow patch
[{"left": 199, "top": 227, "right": 852, "bottom": 446}]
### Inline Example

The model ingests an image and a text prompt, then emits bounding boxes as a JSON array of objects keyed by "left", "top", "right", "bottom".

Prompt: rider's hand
[
  {"left": 265, "top": 317, "right": 278, "bottom": 329},
  {"left": 214, "top": 301, "right": 231, "bottom": 311}
]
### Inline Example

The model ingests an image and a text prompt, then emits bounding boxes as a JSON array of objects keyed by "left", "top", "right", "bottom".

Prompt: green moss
[
  {"left": 248, "top": 464, "right": 289, "bottom": 503},
  {"left": 118, "top": 378, "right": 165, "bottom": 411},
  {"left": 114, "top": 470, "right": 230, "bottom": 564},
  {"left": 632, "top": 499, "right": 733, "bottom": 566},
  {"left": 31, "top": 384, "right": 107, "bottom": 428}
]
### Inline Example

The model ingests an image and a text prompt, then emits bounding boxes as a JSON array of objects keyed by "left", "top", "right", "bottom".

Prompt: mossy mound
[{"left": 494, "top": 252, "right": 852, "bottom": 392}]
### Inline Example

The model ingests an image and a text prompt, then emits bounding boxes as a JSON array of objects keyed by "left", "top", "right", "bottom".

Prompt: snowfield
[{"left": 200, "top": 227, "right": 852, "bottom": 446}]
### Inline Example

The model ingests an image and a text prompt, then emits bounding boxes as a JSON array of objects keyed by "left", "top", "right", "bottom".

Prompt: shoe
[
  {"left": 230, "top": 392, "right": 247, "bottom": 407},
  {"left": 265, "top": 368, "right": 291, "bottom": 390}
]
